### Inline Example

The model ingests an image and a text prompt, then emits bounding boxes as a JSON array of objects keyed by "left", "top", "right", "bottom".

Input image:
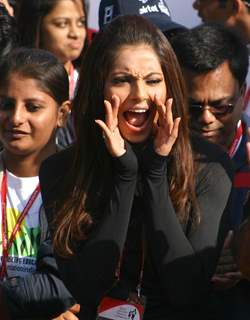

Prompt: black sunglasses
[{"left": 189, "top": 102, "right": 234, "bottom": 118}]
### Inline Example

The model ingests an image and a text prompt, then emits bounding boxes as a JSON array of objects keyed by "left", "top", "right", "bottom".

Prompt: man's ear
[
  {"left": 57, "top": 100, "right": 71, "bottom": 127},
  {"left": 232, "top": 0, "right": 244, "bottom": 14}
]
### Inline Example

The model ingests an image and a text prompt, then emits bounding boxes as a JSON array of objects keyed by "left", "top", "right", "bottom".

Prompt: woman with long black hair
[{"left": 40, "top": 15, "right": 234, "bottom": 320}]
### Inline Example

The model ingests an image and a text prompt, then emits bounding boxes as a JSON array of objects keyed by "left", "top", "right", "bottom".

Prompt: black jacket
[
  {"left": 1, "top": 207, "right": 76, "bottom": 319},
  {"left": 40, "top": 136, "right": 234, "bottom": 320}
]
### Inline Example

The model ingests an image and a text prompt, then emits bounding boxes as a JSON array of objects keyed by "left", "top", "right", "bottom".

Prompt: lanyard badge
[
  {"left": 96, "top": 295, "right": 146, "bottom": 320},
  {"left": 96, "top": 238, "right": 146, "bottom": 320}
]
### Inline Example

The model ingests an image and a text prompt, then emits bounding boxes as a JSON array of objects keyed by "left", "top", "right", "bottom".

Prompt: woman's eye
[
  {"left": 54, "top": 21, "right": 67, "bottom": 28},
  {"left": 26, "top": 103, "right": 41, "bottom": 112},
  {"left": 77, "top": 18, "right": 86, "bottom": 27},
  {"left": 112, "top": 77, "right": 130, "bottom": 85},
  {"left": 147, "top": 79, "right": 162, "bottom": 85}
]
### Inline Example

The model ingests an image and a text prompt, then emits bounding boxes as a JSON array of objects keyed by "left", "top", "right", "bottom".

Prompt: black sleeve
[
  {"left": 39, "top": 146, "right": 138, "bottom": 309},
  {"left": 1, "top": 214, "right": 75, "bottom": 319},
  {"left": 141, "top": 143, "right": 233, "bottom": 307}
]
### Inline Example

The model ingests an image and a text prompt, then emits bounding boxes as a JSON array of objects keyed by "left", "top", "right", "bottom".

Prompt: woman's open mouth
[{"left": 123, "top": 108, "right": 151, "bottom": 130}]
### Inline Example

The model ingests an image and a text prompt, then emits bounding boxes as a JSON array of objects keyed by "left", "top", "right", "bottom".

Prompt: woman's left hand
[{"left": 152, "top": 95, "right": 181, "bottom": 156}]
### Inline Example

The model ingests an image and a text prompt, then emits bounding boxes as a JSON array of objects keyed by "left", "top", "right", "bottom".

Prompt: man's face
[
  {"left": 184, "top": 61, "right": 245, "bottom": 150},
  {"left": 193, "top": 0, "right": 232, "bottom": 23}
]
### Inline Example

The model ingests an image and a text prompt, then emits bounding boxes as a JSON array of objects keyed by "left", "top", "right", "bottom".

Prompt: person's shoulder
[
  {"left": 41, "top": 145, "right": 74, "bottom": 172},
  {"left": 191, "top": 133, "right": 234, "bottom": 181},
  {"left": 39, "top": 145, "right": 75, "bottom": 190},
  {"left": 191, "top": 132, "right": 231, "bottom": 163}
]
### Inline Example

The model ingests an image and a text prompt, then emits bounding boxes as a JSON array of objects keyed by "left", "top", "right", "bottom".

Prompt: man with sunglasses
[
  {"left": 192, "top": 0, "right": 250, "bottom": 118},
  {"left": 172, "top": 23, "right": 250, "bottom": 319}
]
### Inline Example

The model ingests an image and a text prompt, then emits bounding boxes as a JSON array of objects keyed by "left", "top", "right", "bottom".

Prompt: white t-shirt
[
  {"left": 69, "top": 68, "right": 79, "bottom": 100},
  {"left": 0, "top": 170, "right": 42, "bottom": 278}
]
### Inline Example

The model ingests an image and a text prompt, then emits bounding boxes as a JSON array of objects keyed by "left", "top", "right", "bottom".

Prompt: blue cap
[{"left": 99, "top": 0, "right": 187, "bottom": 33}]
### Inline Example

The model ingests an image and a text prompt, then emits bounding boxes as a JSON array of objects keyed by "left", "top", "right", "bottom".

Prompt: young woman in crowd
[
  {"left": 40, "top": 15, "right": 234, "bottom": 320},
  {"left": 0, "top": 48, "right": 80, "bottom": 319},
  {"left": 17, "top": 0, "right": 88, "bottom": 148}
]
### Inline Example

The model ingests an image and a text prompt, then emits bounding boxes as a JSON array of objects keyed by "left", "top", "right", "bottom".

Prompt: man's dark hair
[
  {"left": 0, "top": 4, "right": 18, "bottom": 59},
  {"left": 172, "top": 23, "right": 249, "bottom": 87},
  {"left": 218, "top": 0, "right": 250, "bottom": 10},
  {"left": 218, "top": 0, "right": 228, "bottom": 7}
]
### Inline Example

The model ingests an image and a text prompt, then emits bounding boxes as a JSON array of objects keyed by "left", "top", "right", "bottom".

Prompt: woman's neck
[
  {"left": 2, "top": 145, "right": 57, "bottom": 177},
  {"left": 64, "top": 61, "right": 73, "bottom": 75}
]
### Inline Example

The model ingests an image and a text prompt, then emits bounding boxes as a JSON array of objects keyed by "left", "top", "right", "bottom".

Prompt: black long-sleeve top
[{"left": 39, "top": 135, "right": 234, "bottom": 320}]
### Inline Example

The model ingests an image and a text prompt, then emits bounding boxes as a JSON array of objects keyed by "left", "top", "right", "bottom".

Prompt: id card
[{"left": 96, "top": 296, "right": 145, "bottom": 320}]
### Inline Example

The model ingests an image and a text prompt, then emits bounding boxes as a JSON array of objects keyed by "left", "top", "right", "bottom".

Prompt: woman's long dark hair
[{"left": 53, "top": 15, "right": 198, "bottom": 257}]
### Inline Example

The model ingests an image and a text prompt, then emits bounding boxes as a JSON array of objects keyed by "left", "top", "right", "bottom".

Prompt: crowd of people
[{"left": 0, "top": 0, "right": 249, "bottom": 319}]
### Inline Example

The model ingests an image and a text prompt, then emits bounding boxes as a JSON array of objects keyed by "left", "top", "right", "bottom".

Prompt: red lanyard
[
  {"left": 228, "top": 121, "right": 250, "bottom": 188},
  {"left": 228, "top": 121, "right": 243, "bottom": 158},
  {"left": 0, "top": 171, "right": 40, "bottom": 280},
  {"left": 116, "top": 238, "right": 145, "bottom": 297},
  {"left": 69, "top": 63, "right": 75, "bottom": 99}
]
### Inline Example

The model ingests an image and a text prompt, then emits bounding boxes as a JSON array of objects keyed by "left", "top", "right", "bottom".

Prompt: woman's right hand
[
  {"left": 95, "top": 95, "right": 126, "bottom": 157},
  {"left": 52, "top": 304, "right": 80, "bottom": 320},
  {"left": 211, "top": 231, "right": 242, "bottom": 290}
]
